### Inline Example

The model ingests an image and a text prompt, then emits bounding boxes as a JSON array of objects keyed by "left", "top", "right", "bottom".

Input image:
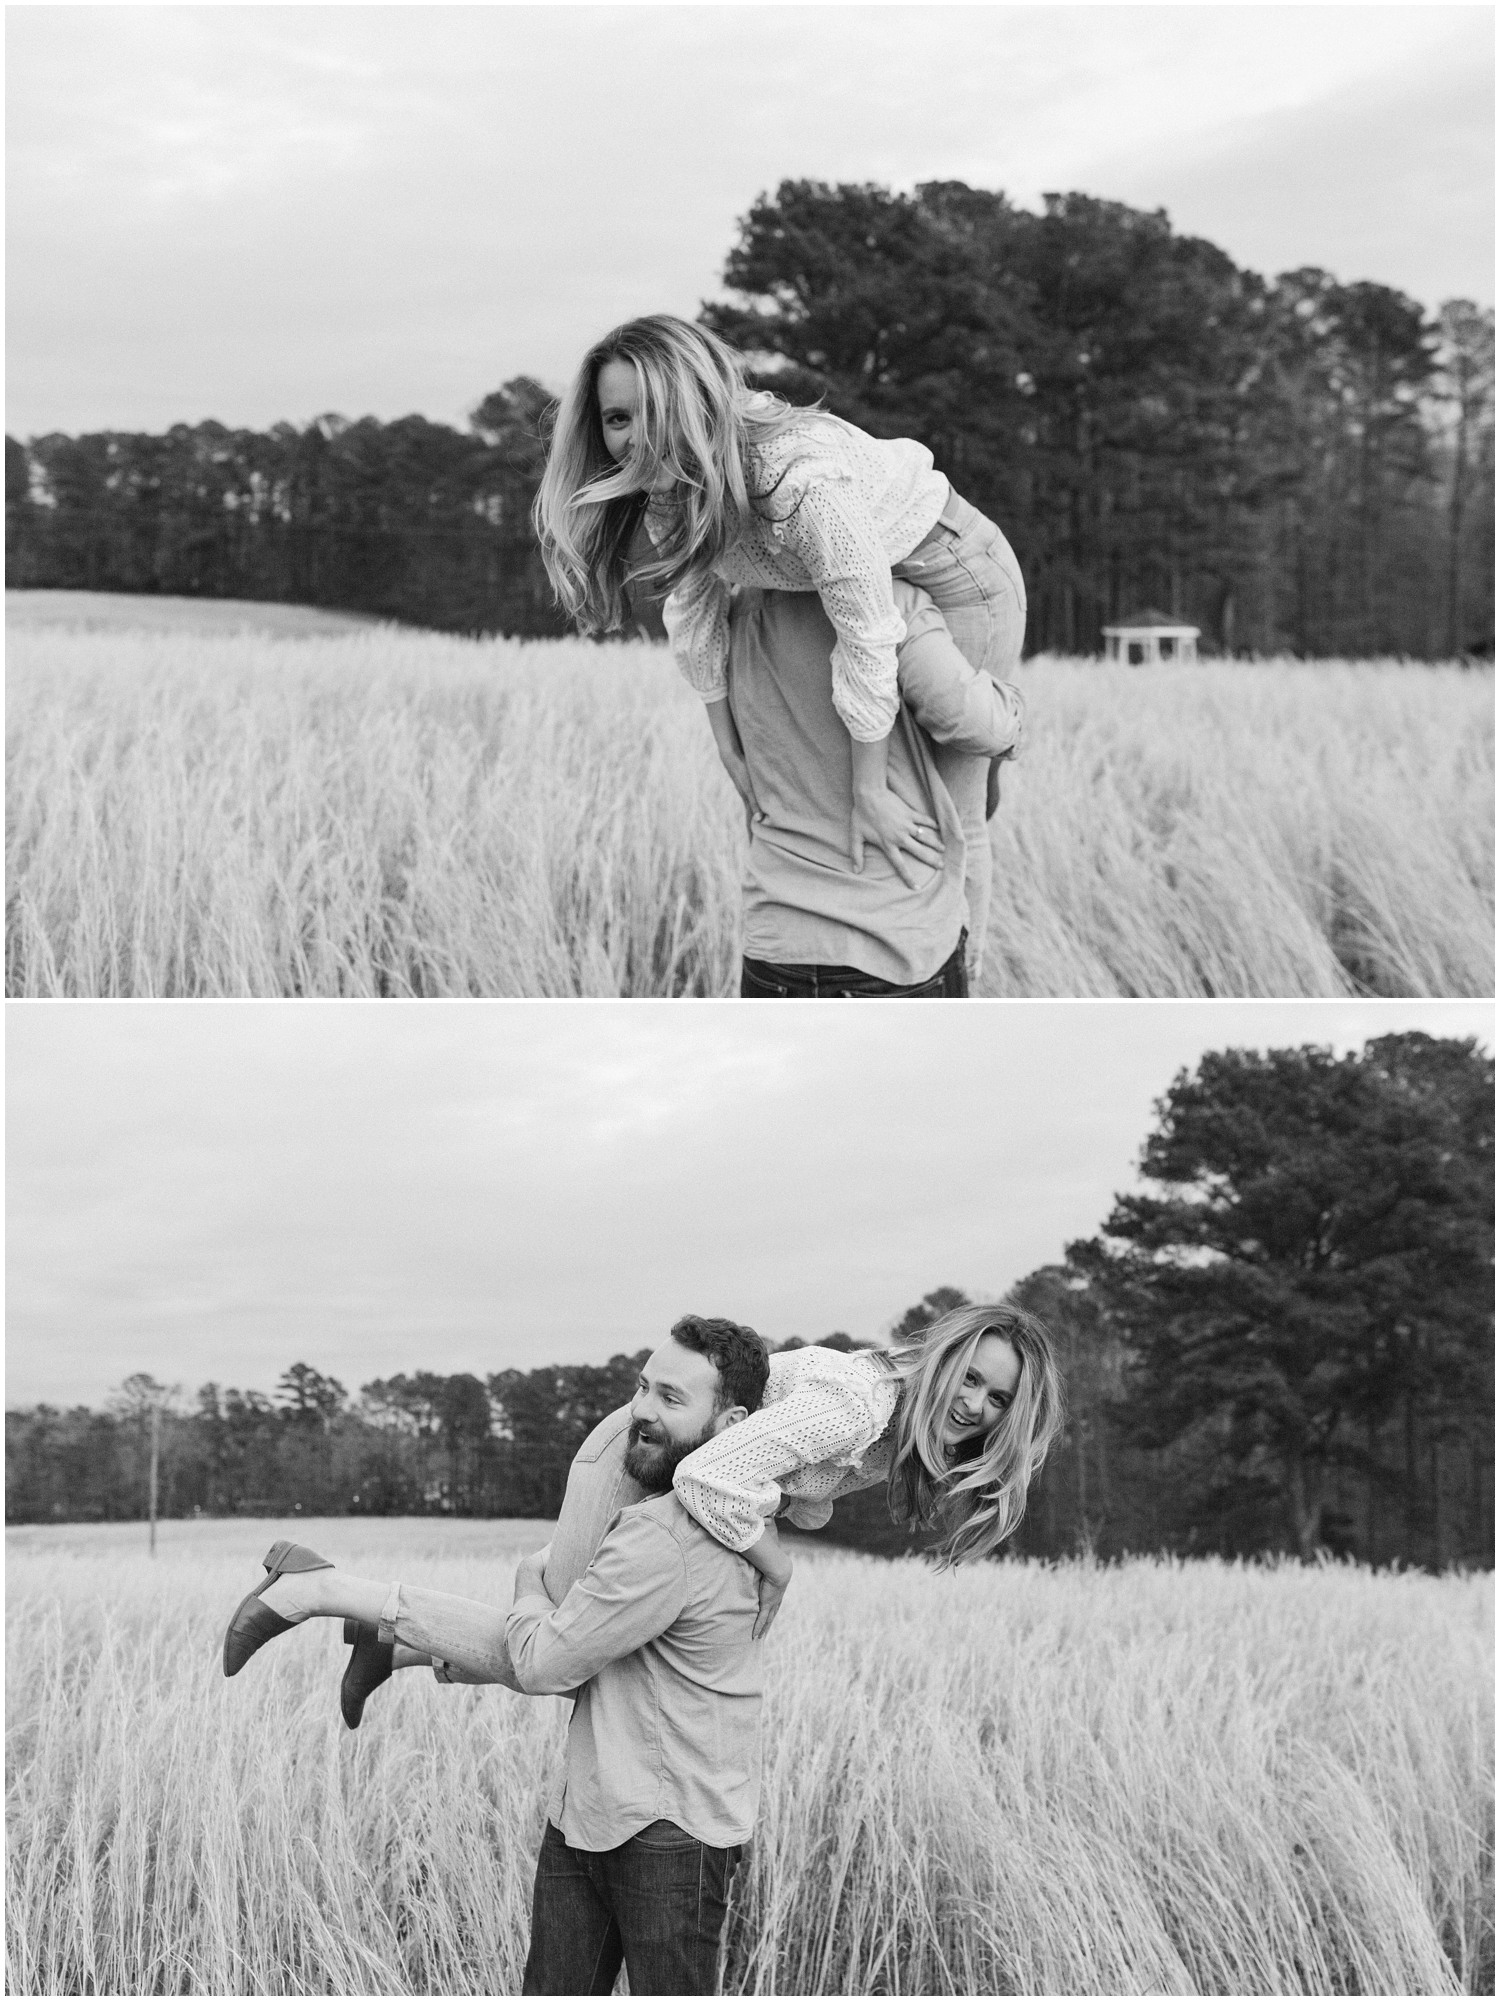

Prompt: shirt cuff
[{"left": 509, "top": 1590, "right": 553, "bottom": 1619}]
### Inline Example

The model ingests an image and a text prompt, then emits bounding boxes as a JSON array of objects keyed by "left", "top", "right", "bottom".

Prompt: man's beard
[{"left": 624, "top": 1418, "right": 715, "bottom": 1494}]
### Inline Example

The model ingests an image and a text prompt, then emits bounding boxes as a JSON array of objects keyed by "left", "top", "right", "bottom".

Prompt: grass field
[
  {"left": 5, "top": 1519, "right": 1492, "bottom": 1995},
  {"left": 5, "top": 593, "right": 1494, "bottom": 998}
]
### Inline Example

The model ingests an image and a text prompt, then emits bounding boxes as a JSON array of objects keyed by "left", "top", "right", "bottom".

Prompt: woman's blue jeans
[
  {"left": 891, "top": 487, "right": 1027, "bottom": 982},
  {"left": 522, "top": 1818, "right": 742, "bottom": 1996}
]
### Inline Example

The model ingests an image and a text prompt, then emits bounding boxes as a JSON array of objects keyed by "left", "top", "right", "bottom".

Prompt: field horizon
[
  {"left": 6, "top": 1519, "right": 1492, "bottom": 1996},
  {"left": 6, "top": 593, "right": 1494, "bottom": 1000}
]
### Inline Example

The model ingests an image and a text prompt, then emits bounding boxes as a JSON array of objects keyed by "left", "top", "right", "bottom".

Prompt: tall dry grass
[
  {"left": 6, "top": 1519, "right": 1492, "bottom": 1995},
  {"left": 5, "top": 606, "right": 1493, "bottom": 997}
]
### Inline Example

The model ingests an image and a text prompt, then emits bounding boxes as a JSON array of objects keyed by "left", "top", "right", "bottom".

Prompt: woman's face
[
  {"left": 940, "top": 1333, "right": 1021, "bottom": 1453},
  {"left": 595, "top": 358, "right": 674, "bottom": 492}
]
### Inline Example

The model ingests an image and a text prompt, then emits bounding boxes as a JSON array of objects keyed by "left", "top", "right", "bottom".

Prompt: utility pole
[{"left": 149, "top": 1403, "right": 161, "bottom": 1557}]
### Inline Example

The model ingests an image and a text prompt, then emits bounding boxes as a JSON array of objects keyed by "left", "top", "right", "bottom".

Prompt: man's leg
[
  {"left": 602, "top": 1821, "right": 742, "bottom": 1997},
  {"left": 939, "top": 929, "right": 970, "bottom": 997},
  {"left": 740, "top": 955, "right": 809, "bottom": 997},
  {"left": 521, "top": 1822, "right": 623, "bottom": 1997}
]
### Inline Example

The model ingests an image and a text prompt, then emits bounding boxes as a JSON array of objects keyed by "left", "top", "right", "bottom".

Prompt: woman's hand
[
  {"left": 849, "top": 787, "right": 944, "bottom": 887},
  {"left": 742, "top": 1520, "right": 794, "bottom": 1640},
  {"left": 753, "top": 1569, "right": 790, "bottom": 1640},
  {"left": 848, "top": 731, "right": 943, "bottom": 886}
]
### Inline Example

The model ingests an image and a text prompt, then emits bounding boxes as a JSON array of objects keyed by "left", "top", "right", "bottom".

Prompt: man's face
[{"left": 625, "top": 1339, "right": 728, "bottom": 1493}]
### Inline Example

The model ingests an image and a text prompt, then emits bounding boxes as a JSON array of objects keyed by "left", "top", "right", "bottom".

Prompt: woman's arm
[
  {"left": 739, "top": 1518, "right": 794, "bottom": 1640},
  {"left": 672, "top": 1373, "right": 875, "bottom": 1552},
  {"left": 741, "top": 1518, "right": 794, "bottom": 1585},
  {"left": 662, "top": 568, "right": 732, "bottom": 705}
]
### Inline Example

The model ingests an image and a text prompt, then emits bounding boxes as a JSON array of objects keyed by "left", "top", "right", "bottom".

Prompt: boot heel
[
  {"left": 340, "top": 1620, "right": 395, "bottom": 1730},
  {"left": 221, "top": 1540, "right": 335, "bottom": 1677}
]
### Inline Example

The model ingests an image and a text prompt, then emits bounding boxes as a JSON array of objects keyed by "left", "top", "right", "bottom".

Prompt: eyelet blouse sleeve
[
  {"left": 672, "top": 1372, "right": 884, "bottom": 1553},
  {"left": 773, "top": 463, "right": 907, "bottom": 744},
  {"left": 662, "top": 567, "right": 732, "bottom": 706}
]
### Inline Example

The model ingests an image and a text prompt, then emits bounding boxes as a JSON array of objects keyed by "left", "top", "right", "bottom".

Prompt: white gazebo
[{"left": 1101, "top": 608, "right": 1201, "bottom": 665}]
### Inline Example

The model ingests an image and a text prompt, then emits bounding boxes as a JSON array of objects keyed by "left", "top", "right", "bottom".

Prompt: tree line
[
  {"left": 7, "top": 1032, "right": 1490, "bottom": 1569},
  {"left": 6, "top": 182, "right": 1493, "bottom": 658},
  {"left": 4, "top": 380, "right": 569, "bottom": 641}
]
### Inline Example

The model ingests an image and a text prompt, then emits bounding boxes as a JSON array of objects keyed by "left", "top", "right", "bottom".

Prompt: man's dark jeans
[
  {"left": 522, "top": 1817, "right": 743, "bottom": 1996},
  {"left": 740, "top": 930, "right": 969, "bottom": 998}
]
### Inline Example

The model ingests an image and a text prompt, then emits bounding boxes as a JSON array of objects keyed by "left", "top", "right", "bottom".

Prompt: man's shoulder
[
  {"left": 628, "top": 1491, "right": 699, "bottom": 1539},
  {"left": 630, "top": 1492, "right": 745, "bottom": 1569}
]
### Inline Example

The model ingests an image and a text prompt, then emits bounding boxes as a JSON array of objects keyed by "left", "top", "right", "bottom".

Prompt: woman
[
  {"left": 532, "top": 314, "right": 1027, "bottom": 974},
  {"left": 222, "top": 1305, "right": 1063, "bottom": 1724}
]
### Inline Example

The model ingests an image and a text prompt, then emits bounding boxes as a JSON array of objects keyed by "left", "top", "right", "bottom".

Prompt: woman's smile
[{"left": 940, "top": 1332, "right": 1022, "bottom": 1447}]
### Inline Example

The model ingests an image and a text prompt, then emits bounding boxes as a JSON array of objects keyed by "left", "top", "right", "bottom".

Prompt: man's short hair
[{"left": 669, "top": 1315, "right": 770, "bottom": 1415}]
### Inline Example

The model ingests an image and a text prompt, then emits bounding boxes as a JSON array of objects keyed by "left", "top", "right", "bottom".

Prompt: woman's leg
[
  {"left": 895, "top": 495, "right": 1027, "bottom": 680},
  {"left": 257, "top": 1408, "right": 642, "bottom": 1690},
  {"left": 894, "top": 498, "right": 1027, "bottom": 985},
  {"left": 387, "top": 1644, "right": 489, "bottom": 1686},
  {"left": 259, "top": 1565, "right": 521, "bottom": 1683}
]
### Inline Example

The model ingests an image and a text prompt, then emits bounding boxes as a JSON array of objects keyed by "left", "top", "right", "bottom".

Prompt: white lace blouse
[
  {"left": 672, "top": 1345, "right": 902, "bottom": 1552},
  {"left": 652, "top": 405, "right": 949, "bottom": 744}
]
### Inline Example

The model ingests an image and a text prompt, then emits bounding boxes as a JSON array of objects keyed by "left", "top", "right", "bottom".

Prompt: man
[
  {"left": 724, "top": 580, "right": 1025, "bottom": 997},
  {"left": 505, "top": 1315, "right": 771, "bottom": 1997}
]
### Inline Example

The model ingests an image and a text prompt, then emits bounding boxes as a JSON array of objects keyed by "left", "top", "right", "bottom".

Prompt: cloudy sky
[
  {"left": 6, "top": 4, "right": 1493, "bottom": 438},
  {"left": 7, "top": 998, "right": 1490, "bottom": 1409}
]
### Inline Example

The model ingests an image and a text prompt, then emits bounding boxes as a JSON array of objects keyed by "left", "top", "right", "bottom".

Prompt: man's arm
[
  {"left": 705, "top": 697, "right": 764, "bottom": 834},
  {"left": 894, "top": 590, "right": 1025, "bottom": 757},
  {"left": 505, "top": 1509, "right": 690, "bottom": 1696}
]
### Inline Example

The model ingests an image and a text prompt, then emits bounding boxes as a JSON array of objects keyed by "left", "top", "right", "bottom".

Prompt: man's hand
[
  {"left": 849, "top": 786, "right": 944, "bottom": 888},
  {"left": 705, "top": 698, "right": 765, "bottom": 837},
  {"left": 721, "top": 749, "right": 766, "bottom": 838},
  {"left": 512, "top": 1546, "right": 548, "bottom": 1604}
]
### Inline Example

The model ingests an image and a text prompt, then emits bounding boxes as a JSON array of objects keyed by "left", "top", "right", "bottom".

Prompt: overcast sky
[
  {"left": 7, "top": 998, "right": 1490, "bottom": 1409},
  {"left": 6, "top": 4, "right": 1493, "bottom": 438}
]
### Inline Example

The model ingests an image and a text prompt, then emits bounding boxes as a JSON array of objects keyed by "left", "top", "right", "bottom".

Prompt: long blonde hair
[
  {"left": 884, "top": 1303, "right": 1065, "bottom": 1566},
  {"left": 532, "top": 313, "right": 816, "bottom": 633}
]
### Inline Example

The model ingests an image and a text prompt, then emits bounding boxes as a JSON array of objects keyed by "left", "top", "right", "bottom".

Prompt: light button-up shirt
[{"left": 505, "top": 1493, "right": 764, "bottom": 1851}]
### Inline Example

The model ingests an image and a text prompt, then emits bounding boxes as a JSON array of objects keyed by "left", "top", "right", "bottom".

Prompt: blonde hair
[
  {"left": 532, "top": 313, "right": 816, "bottom": 633},
  {"left": 884, "top": 1303, "right": 1065, "bottom": 1566}
]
